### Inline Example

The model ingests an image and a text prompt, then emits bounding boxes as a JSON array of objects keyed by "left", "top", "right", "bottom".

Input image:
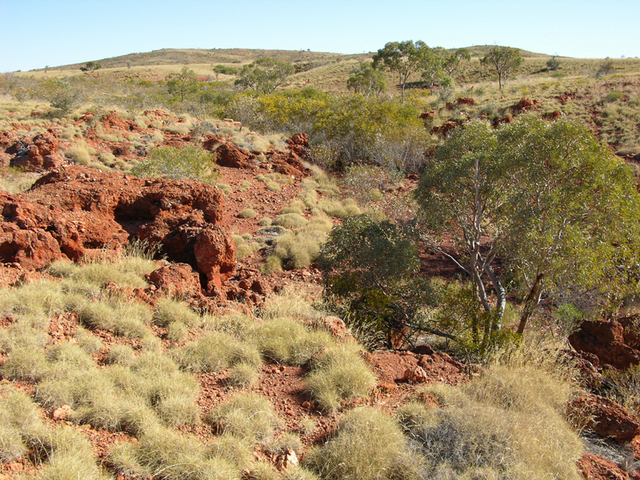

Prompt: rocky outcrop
[
  {"left": 577, "top": 452, "right": 638, "bottom": 480},
  {"left": 363, "top": 350, "right": 468, "bottom": 388},
  {"left": 207, "top": 133, "right": 310, "bottom": 178},
  {"left": 568, "top": 394, "right": 640, "bottom": 442},
  {"left": 0, "top": 165, "right": 248, "bottom": 300},
  {"left": 10, "top": 130, "right": 64, "bottom": 172},
  {"left": 569, "top": 318, "right": 640, "bottom": 369}
]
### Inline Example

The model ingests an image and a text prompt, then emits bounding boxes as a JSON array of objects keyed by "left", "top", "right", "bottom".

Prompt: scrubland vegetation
[{"left": 2, "top": 43, "right": 640, "bottom": 478}]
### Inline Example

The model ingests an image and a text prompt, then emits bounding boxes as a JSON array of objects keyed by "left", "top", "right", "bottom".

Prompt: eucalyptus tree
[{"left": 414, "top": 117, "right": 640, "bottom": 338}]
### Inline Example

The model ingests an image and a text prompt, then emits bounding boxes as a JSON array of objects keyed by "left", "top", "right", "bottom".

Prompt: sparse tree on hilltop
[
  {"left": 235, "top": 57, "right": 294, "bottom": 94},
  {"left": 481, "top": 46, "right": 523, "bottom": 89},
  {"left": 442, "top": 48, "right": 472, "bottom": 78},
  {"left": 372, "top": 40, "right": 435, "bottom": 102}
]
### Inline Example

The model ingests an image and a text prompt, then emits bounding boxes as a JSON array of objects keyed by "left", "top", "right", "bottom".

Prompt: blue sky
[{"left": 1, "top": 0, "right": 638, "bottom": 72}]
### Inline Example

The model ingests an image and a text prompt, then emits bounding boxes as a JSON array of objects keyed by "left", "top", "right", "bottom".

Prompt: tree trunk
[{"left": 516, "top": 273, "right": 544, "bottom": 334}]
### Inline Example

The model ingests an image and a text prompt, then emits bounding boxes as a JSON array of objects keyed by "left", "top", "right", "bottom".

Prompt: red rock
[
  {"left": 516, "top": 97, "right": 537, "bottom": 110},
  {"left": 419, "top": 110, "right": 436, "bottom": 120},
  {"left": 568, "top": 394, "right": 640, "bottom": 442},
  {"left": 431, "top": 120, "right": 459, "bottom": 137},
  {"left": 577, "top": 452, "right": 632, "bottom": 480},
  {"left": 456, "top": 97, "right": 476, "bottom": 106},
  {"left": 147, "top": 263, "right": 202, "bottom": 298},
  {"left": 215, "top": 142, "right": 254, "bottom": 169},
  {"left": 569, "top": 318, "right": 640, "bottom": 369},
  {"left": 194, "top": 226, "right": 236, "bottom": 292},
  {"left": 404, "top": 366, "right": 429, "bottom": 384},
  {"left": 52, "top": 404, "right": 73, "bottom": 421},
  {"left": 544, "top": 111, "right": 565, "bottom": 120}
]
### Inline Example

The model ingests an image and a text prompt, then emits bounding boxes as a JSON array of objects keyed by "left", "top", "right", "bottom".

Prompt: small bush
[
  {"left": 172, "top": 332, "right": 260, "bottom": 373},
  {"left": 273, "top": 213, "right": 308, "bottom": 229},
  {"left": 227, "top": 362, "right": 260, "bottom": 388},
  {"left": 64, "top": 140, "right": 92, "bottom": 165},
  {"left": 305, "top": 407, "right": 414, "bottom": 480},
  {"left": 209, "top": 392, "right": 280, "bottom": 443},
  {"left": 136, "top": 424, "right": 239, "bottom": 480},
  {"left": 131, "top": 145, "right": 219, "bottom": 184},
  {"left": 238, "top": 208, "right": 258, "bottom": 218},
  {"left": 0, "top": 346, "right": 48, "bottom": 381},
  {"left": 153, "top": 298, "right": 202, "bottom": 328},
  {"left": 167, "top": 321, "right": 189, "bottom": 343},
  {"left": 266, "top": 181, "right": 281, "bottom": 192},
  {"left": 251, "top": 318, "right": 333, "bottom": 365},
  {"left": 105, "top": 344, "right": 136, "bottom": 365},
  {"left": 305, "top": 344, "right": 376, "bottom": 411}
]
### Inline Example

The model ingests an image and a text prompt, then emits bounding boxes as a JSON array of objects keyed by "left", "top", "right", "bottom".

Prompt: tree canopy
[
  {"left": 481, "top": 46, "right": 523, "bottom": 89},
  {"left": 234, "top": 57, "right": 294, "bottom": 94},
  {"left": 166, "top": 66, "right": 199, "bottom": 101},
  {"left": 414, "top": 117, "right": 640, "bottom": 338},
  {"left": 372, "top": 40, "right": 437, "bottom": 102},
  {"left": 347, "top": 62, "right": 386, "bottom": 98}
]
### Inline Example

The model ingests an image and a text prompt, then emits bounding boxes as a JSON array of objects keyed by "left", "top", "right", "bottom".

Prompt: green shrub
[
  {"left": 131, "top": 145, "right": 219, "bottom": 184},
  {"left": 605, "top": 91, "right": 624, "bottom": 102},
  {"left": 305, "top": 344, "right": 375, "bottom": 412},
  {"left": 167, "top": 321, "right": 189, "bottom": 343},
  {"left": 227, "top": 362, "right": 260, "bottom": 388},
  {"left": 153, "top": 298, "right": 202, "bottom": 328},
  {"left": 105, "top": 344, "right": 136, "bottom": 365},
  {"left": 209, "top": 392, "right": 280, "bottom": 443},
  {"left": 37, "top": 426, "right": 104, "bottom": 480},
  {"left": 410, "top": 366, "right": 584, "bottom": 479},
  {"left": 172, "top": 332, "right": 260, "bottom": 373},
  {"left": 238, "top": 208, "right": 258, "bottom": 218},
  {"left": 305, "top": 407, "right": 415, "bottom": 480},
  {"left": 0, "top": 386, "right": 43, "bottom": 462},
  {"left": 0, "top": 345, "right": 48, "bottom": 381},
  {"left": 73, "top": 327, "right": 104, "bottom": 354},
  {"left": 250, "top": 318, "right": 333, "bottom": 365},
  {"left": 136, "top": 424, "right": 239, "bottom": 480},
  {"left": 266, "top": 181, "right": 281, "bottom": 192}
]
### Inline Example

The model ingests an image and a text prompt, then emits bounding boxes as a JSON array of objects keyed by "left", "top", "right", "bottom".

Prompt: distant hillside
[{"left": 48, "top": 48, "right": 373, "bottom": 71}]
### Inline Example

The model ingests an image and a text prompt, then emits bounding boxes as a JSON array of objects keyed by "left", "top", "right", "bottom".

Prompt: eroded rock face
[
  {"left": 577, "top": 452, "right": 636, "bottom": 480},
  {"left": 568, "top": 394, "right": 640, "bottom": 442},
  {"left": 0, "top": 165, "right": 246, "bottom": 300},
  {"left": 569, "top": 318, "right": 640, "bottom": 369},
  {"left": 10, "top": 130, "right": 63, "bottom": 172}
]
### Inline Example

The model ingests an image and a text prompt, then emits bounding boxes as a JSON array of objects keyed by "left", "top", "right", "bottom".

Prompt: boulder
[
  {"left": 577, "top": 452, "right": 635, "bottom": 480},
  {"left": 569, "top": 319, "right": 640, "bottom": 369},
  {"left": 568, "top": 394, "right": 640, "bottom": 442},
  {"left": 147, "top": 263, "right": 202, "bottom": 298}
]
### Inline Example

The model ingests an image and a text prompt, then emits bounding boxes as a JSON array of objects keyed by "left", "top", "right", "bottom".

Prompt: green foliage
[
  {"left": 346, "top": 62, "right": 386, "bottom": 98},
  {"left": 481, "top": 46, "right": 523, "bottom": 89},
  {"left": 80, "top": 61, "right": 102, "bottom": 72},
  {"left": 250, "top": 318, "right": 334, "bottom": 365},
  {"left": 319, "top": 214, "right": 432, "bottom": 348},
  {"left": 166, "top": 66, "right": 199, "bottom": 101},
  {"left": 305, "top": 407, "right": 415, "bottom": 480},
  {"left": 596, "top": 57, "right": 615, "bottom": 77},
  {"left": 372, "top": 40, "right": 437, "bottom": 102},
  {"left": 442, "top": 48, "right": 472, "bottom": 78},
  {"left": 305, "top": 344, "right": 376, "bottom": 412},
  {"left": 209, "top": 392, "right": 281, "bottom": 443},
  {"left": 415, "top": 117, "right": 640, "bottom": 334},
  {"left": 131, "top": 144, "right": 218, "bottom": 183},
  {"left": 410, "top": 366, "right": 583, "bottom": 479},
  {"left": 546, "top": 56, "right": 561, "bottom": 71},
  {"left": 213, "top": 64, "right": 237, "bottom": 81},
  {"left": 235, "top": 57, "right": 295, "bottom": 94}
]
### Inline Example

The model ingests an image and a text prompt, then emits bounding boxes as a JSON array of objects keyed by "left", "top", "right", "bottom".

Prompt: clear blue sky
[{"left": 1, "top": 0, "right": 638, "bottom": 72}]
